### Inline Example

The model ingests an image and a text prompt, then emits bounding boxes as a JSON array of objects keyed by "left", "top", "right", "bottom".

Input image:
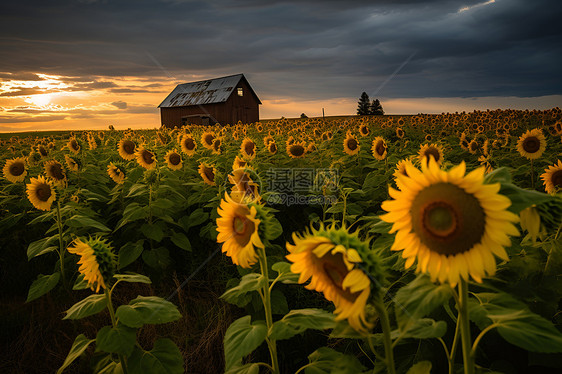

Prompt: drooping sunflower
[
  {"left": 135, "top": 146, "right": 156, "bottom": 169},
  {"left": 541, "top": 160, "right": 562, "bottom": 194},
  {"left": 241, "top": 137, "right": 257, "bottom": 160},
  {"left": 198, "top": 163, "right": 216, "bottom": 186},
  {"left": 418, "top": 143, "right": 444, "bottom": 166},
  {"left": 216, "top": 192, "right": 264, "bottom": 268},
  {"left": 165, "top": 149, "right": 183, "bottom": 170},
  {"left": 3, "top": 157, "right": 27, "bottom": 183},
  {"left": 180, "top": 134, "right": 197, "bottom": 156},
  {"left": 287, "top": 142, "right": 307, "bottom": 159},
  {"left": 67, "top": 237, "right": 116, "bottom": 293},
  {"left": 371, "top": 136, "right": 387, "bottom": 160},
  {"left": 381, "top": 159, "right": 519, "bottom": 286},
  {"left": 201, "top": 131, "right": 216, "bottom": 149},
  {"left": 229, "top": 168, "right": 260, "bottom": 204},
  {"left": 64, "top": 154, "right": 79, "bottom": 172},
  {"left": 44, "top": 160, "right": 67, "bottom": 185},
  {"left": 67, "top": 138, "right": 80, "bottom": 153},
  {"left": 107, "top": 162, "right": 126, "bottom": 184},
  {"left": 343, "top": 134, "right": 360, "bottom": 155},
  {"left": 26, "top": 175, "right": 56, "bottom": 211},
  {"left": 286, "top": 224, "right": 382, "bottom": 332},
  {"left": 37, "top": 144, "right": 48, "bottom": 157},
  {"left": 517, "top": 128, "right": 546, "bottom": 160},
  {"left": 118, "top": 139, "right": 136, "bottom": 160}
]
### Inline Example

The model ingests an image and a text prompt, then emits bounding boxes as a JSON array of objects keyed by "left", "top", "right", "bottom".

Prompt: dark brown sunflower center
[
  {"left": 168, "top": 153, "right": 181, "bottom": 165},
  {"left": 347, "top": 138, "right": 358, "bottom": 151},
  {"left": 36, "top": 183, "right": 52, "bottom": 202},
  {"left": 424, "top": 147, "right": 440, "bottom": 163},
  {"left": 9, "top": 162, "right": 25, "bottom": 176},
  {"left": 375, "top": 141, "right": 386, "bottom": 155},
  {"left": 244, "top": 141, "right": 255, "bottom": 155},
  {"left": 204, "top": 167, "right": 214, "bottom": 181},
  {"left": 70, "top": 140, "right": 79, "bottom": 150},
  {"left": 142, "top": 150, "right": 154, "bottom": 164},
  {"left": 183, "top": 138, "right": 195, "bottom": 150},
  {"left": 410, "top": 182, "right": 485, "bottom": 256},
  {"left": 290, "top": 145, "right": 305, "bottom": 156},
  {"left": 50, "top": 163, "right": 65, "bottom": 180},
  {"left": 470, "top": 142, "right": 478, "bottom": 151},
  {"left": 551, "top": 170, "right": 562, "bottom": 188},
  {"left": 360, "top": 126, "right": 369, "bottom": 135},
  {"left": 39, "top": 146, "right": 47, "bottom": 156},
  {"left": 233, "top": 216, "right": 247, "bottom": 235},
  {"left": 397, "top": 129, "right": 404, "bottom": 137},
  {"left": 122, "top": 140, "right": 135, "bottom": 154},
  {"left": 522, "top": 136, "right": 540, "bottom": 153},
  {"left": 213, "top": 140, "right": 221, "bottom": 150},
  {"left": 269, "top": 143, "right": 277, "bottom": 153},
  {"left": 204, "top": 134, "right": 215, "bottom": 146},
  {"left": 321, "top": 251, "right": 358, "bottom": 302}
]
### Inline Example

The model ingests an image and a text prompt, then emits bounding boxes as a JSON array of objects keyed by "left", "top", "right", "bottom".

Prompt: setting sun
[{"left": 26, "top": 93, "right": 54, "bottom": 107}]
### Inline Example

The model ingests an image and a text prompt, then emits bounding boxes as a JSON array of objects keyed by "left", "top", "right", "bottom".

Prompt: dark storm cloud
[{"left": 0, "top": 0, "right": 560, "bottom": 100}]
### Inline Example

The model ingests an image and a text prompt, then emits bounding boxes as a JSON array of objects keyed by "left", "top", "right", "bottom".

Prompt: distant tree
[
  {"left": 357, "top": 92, "right": 371, "bottom": 115},
  {"left": 369, "top": 99, "right": 384, "bottom": 115},
  {"left": 300, "top": 113, "right": 308, "bottom": 118}
]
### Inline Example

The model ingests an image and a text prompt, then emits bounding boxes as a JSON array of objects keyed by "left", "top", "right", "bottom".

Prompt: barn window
[{"left": 237, "top": 87, "right": 243, "bottom": 96}]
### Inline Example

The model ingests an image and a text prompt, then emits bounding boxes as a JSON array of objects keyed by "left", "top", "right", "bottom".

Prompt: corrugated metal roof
[{"left": 158, "top": 74, "right": 245, "bottom": 108}]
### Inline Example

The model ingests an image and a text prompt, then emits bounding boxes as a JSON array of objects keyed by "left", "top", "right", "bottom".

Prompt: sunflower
[
  {"left": 263, "top": 135, "right": 274, "bottom": 147},
  {"left": 467, "top": 139, "right": 479, "bottom": 154},
  {"left": 201, "top": 131, "right": 216, "bottom": 149},
  {"left": 165, "top": 149, "right": 183, "bottom": 170},
  {"left": 233, "top": 156, "right": 248, "bottom": 170},
  {"left": 26, "top": 175, "right": 56, "bottom": 211},
  {"left": 418, "top": 143, "right": 444, "bottom": 166},
  {"left": 371, "top": 137, "right": 387, "bottom": 160},
  {"left": 212, "top": 138, "right": 223, "bottom": 155},
  {"left": 541, "top": 160, "right": 562, "bottom": 194},
  {"left": 67, "top": 237, "right": 116, "bottom": 293},
  {"left": 216, "top": 192, "right": 264, "bottom": 268},
  {"left": 64, "top": 154, "right": 79, "bottom": 172},
  {"left": 396, "top": 127, "right": 405, "bottom": 139},
  {"left": 229, "top": 168, "right": 260, "bottom": 204},
  {"left": 517, "top": 128, "right": 546, "bottom": 160},
  {"left": 380, "top": 159, "right": 519, "bottom": 286},
  {"left": 393, "top": 158, "right": 415, "bottom": 181},
  {"left": 67, "top": 138, "right": 80, "bottom": 153},
  {"left": 135, "top": 147, "right": 156, "bottom": 169},
  {"left": 180, "top": 134, "right": 197, "bottom": 156},
  {"left": 118, "top": 139, "right": 136, "bottom": 160},
  {"left": 241, "top": 138, "right": 257, "bottom": 160},
  {"left": 286, "top": 224, "right": 379, "bottom": 332},
  {"left": 307, "top": 142, "right": 317, "bottom": 153},
  {"left": 88, "top": 134, "right": 98, "bottom": 150},
  {"left": 3, "top": 157, "right": 27, "bottom": 183},
  {"left": 37, "top": 145, "right": 48, "bottom": 157},
  {"left": 198, "top": 163, "right": 216, "bottom": 186},
  {"left": 287, "top": 142, "right": 306, "bottom": 159},
  {"left": 321, "top": 131, "right": 333, "bottom": 141},
  {"left": 107, "top": 162, "right": 126, "bottom": 184},
  {"left": 343, "top": 134, "right": 360, "bottom": 155},
  {"left": 44, "top": 160, "right": 67, "bottom": 185},
  {"left": 425, "top": 134, "right": 433, "bottom": 142},
  {"left": 268, "top": 142, "right": 278, "bottom": 155},
  {"left": 359, "top": 124, "right": 370, "bottom": 137}
]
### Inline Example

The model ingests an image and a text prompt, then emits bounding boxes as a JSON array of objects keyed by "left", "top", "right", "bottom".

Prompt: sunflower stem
[
  {"left": 105, "top": 288, "right": 129, "bottom": 374},
  {"left": 449, "top": 305, "right": 461, "bottom": 374},
  {"left": 55, "top": 199, "right": 66, "bottom": 288},
  {"left": 258, "top": 247, "right": 280, "bottom": 374},
  {"left": 458, "top": 279, "right": 474, "bottom": 374},
  {"left": 373, "top": 294, "right": 396, "bottom": 374}
]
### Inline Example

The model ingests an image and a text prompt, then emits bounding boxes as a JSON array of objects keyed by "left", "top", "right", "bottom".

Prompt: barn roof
[{"left": 158, "top": 73, "right": 261, "bottom": 108}]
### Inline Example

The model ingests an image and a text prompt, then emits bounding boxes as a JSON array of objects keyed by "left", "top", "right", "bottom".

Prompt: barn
[{"left": 158, "top": 73, "right": 261, "bottom": 128}]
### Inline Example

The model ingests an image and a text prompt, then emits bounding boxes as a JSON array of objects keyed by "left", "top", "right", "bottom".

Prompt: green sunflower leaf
[
  {"left": 224, "top": 316, "right": 268, "bottom": 371},
  {"left": 127, "top": 338, "right": 183, "bottom": 374},
  {"left": 26, "top": 272, "right": 60, "bottom": 302},
  {"left": 56, "top": 334, "right": 95, "bottom": 374},
  {"left": 63, "top": 294, "right": 108, "bottom": 320},
  {"left": 116, "top": 296, "right": 181, "bottom": 328},
  {"left": 95, "top": 324, "right": 137, "bottom": 357},
  {"left": 304, "top": 347, "right": 366, "bottom": 374}
]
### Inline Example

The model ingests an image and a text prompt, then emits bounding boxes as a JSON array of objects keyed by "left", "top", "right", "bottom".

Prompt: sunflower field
[{"left": 1, "top": 108, "right": 562, "bottom": 374}]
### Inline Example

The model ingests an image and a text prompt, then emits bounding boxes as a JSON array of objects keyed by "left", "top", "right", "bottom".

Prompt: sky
[{"left": 0, "top": 0, "right": 561, "bottom": 132}]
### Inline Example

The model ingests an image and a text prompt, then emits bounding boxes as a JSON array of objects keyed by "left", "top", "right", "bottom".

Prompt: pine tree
[
  {"left": 357, "top": 92, "right": 370, "bottom": 115},
  {"left": 369, "top": 99, "right": 384, "bottom": 115}
]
